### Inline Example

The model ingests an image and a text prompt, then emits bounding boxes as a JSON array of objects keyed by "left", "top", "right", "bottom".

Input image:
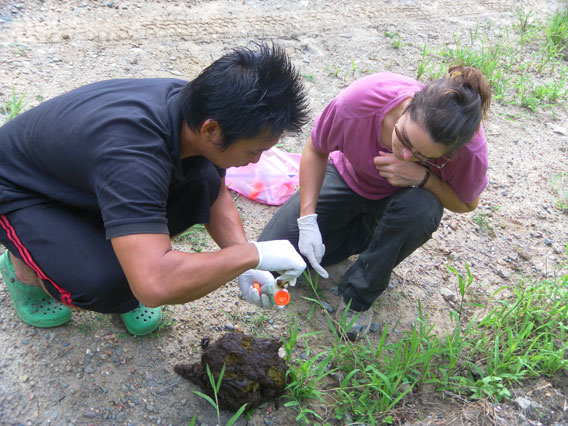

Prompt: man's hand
[
  {"left": 252, "top": 240, "right": 306, "bottom": 285},
  {"left": 297, "top": 214, "right": 329, "bottom": 278},
  {"left": 373, "top": 151, "right": 427, "bottom": 187},
  {"left": 238, "top": 269, "right": 275, "bottom": 308}
]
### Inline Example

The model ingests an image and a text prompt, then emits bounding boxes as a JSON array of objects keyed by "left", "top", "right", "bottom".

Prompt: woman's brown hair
[{"left": 407, "top": 65, "right": 491, "bottom": 150}]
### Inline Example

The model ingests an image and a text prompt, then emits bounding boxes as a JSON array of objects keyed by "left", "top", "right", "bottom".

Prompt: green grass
[
  {"left": 192, "top": 364, "right": 248, "bottom": 426},
  {"left": 385, "top": 31, "right": 404, "bottom": 49},
  {"left": 150, "top": 305, "right": 175, "bottom": 340},
  {"left": 542, "top": 7, "right": 568, "bottom": 62},
  {"left": 551, "top": 172, "right": 568, "bottom": 212},
  {"left": 282, "top": 258, "right": 568, "bottom": 424},
  {"left": 173, "top": 224, "right": 210, "bottom": 252},
  {"left": 472, "top": 211, "right": 494, "bottom": 232},
  {"left": 414, "top": 6, "right": 568, "bottom": 111},
  {"left": 326, "top": 60, "right": 376, "bottom": 81},
  {"left": 323, "top": 7, "right": 567, "bottom": 111},
  {"left": 1, "top": 87, "right": 26, "bottom": 121},
  {"left": 75, "top": 312, "right": 116, "bottom": 335}
]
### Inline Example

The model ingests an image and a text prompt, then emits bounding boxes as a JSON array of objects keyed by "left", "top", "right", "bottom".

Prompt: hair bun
[{"left": 448, "top": 65, "right": 491, "bottom": 118}]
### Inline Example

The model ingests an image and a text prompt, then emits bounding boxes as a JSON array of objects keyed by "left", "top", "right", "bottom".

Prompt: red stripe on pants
[{"left": 0, "top": 215, "right": 74, "bottom": 306}]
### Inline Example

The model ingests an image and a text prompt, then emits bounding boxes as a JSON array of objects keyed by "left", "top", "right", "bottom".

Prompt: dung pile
[{"left": 174, "top": 332, "right": 288, "bottom": 412}]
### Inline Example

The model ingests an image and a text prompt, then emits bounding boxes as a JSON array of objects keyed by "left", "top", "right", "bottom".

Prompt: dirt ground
[{"left": 1, "top": 0, "right": 567, "bottom": 425}]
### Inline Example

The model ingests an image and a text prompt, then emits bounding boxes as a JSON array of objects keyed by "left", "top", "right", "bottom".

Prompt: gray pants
[{"left": 259, "top": 163, "right": 443, "bottom": 311}]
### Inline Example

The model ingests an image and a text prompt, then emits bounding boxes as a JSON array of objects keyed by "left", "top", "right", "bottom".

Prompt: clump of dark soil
[{"left": 174, "top": 332, "right": 288, "bottom": 412}]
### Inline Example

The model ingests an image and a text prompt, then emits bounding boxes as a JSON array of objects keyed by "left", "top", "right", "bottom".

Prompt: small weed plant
[
  {"left": 473, "top": 211, "right": 494, "bottom": 232},
  {"left": 173, "top": 224, "right": 209, "bottom": 252},
  {"left": 282, "top": 319, "right": 333, "bottom": 423},
  {"left": 326, "top": 60, "right": 375, "bottom": 81},
  {"left": 385, "top": 31, "right": 404, "bottom": 49},
  {"left": 550, "top": 172, "right": 568, "bottom": 212},
  {"left": 447, "top": 263, "right": 475, "bottom": 317},
  {"left": 192, "top": 364, "right": 248, "bottom": 426},
  {"left": 151, "top": 305, "right": 175, "bottom": 340},
  {"left": 282, "top": 259, "right": 568, "bottom": 424},
  {"left": 2, "top": 87, "right": 26, "bottom": 121}
]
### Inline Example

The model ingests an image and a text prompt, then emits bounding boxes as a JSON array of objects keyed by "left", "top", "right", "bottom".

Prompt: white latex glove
[
  {"left": 238, "top": 269, "right": 275, "bottom": 309},
  {"left": 252, "top": 240, "right": 307, "bottom": 286},
  {"left": 297, "top": 214, "right": 329, "bottom": 279},
  {"left": 260, "top": 279, "right": 290, "bottom": 309}
]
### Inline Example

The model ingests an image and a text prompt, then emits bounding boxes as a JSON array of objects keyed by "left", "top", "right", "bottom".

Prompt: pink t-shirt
[{"left": 311, "top": 72, "right": 488, "bottom": 203}]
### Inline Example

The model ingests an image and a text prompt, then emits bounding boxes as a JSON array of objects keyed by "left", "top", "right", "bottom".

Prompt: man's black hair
[{"left": 181, "top": 42, "right": 309, "bottom": 148}]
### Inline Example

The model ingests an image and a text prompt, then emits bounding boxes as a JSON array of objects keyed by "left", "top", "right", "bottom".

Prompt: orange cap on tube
[
  {"left": 253, "top": 281, "right": 290, "bottom": 306},
  {"left": 274, "top": 289, "right": 290, "bottom": 306}
]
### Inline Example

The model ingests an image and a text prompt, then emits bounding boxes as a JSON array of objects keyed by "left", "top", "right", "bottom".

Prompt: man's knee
[{"left": 53, "top": 267, "right": 135, "bottom": 313}]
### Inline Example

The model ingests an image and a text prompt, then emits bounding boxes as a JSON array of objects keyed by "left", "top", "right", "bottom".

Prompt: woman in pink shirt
[{"left": 259, "top": 66, "right": 492, "bottom": 340}]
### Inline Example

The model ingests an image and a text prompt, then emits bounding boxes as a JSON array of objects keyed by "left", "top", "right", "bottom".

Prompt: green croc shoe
[
  {"left": 120, "top": 303, "right": 162, "bottom": 336},
  {"left": 0, "top": 251, "right": 72, "bottom": 328}
]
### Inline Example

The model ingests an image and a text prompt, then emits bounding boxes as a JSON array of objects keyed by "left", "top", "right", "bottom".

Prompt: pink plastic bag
[{"left": 225, "top": 147, "right": 301, "bottom": 206}]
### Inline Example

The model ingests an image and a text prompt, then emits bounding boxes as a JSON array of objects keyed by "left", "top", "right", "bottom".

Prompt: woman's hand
[
  {"left": 374, "top": 152, "right": 479, "bottom": 213},
  {"left": 297, "top": 214, "right": 329, "bottom": 278},
  {"left": 373, "top": 151, "right": 426, "bottom": 187}
]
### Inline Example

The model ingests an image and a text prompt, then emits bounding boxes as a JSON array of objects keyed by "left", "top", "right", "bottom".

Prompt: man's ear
[{"left": 200, "top": 119, "right": 222, "bottom": 142}]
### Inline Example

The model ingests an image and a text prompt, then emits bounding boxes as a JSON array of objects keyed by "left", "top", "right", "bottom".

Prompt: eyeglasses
[{"left": 394, "top": 122, "right": 453, "bottom": 169}]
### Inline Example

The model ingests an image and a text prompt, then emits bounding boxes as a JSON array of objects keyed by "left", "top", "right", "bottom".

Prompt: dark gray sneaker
[{"left": 336, "top": 299, "right": 373, "bottom": 341}]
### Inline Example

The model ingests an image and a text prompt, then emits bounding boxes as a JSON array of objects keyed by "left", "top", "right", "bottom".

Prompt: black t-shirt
[{"left": 0, "top": 78, "right": 224, "bottom": 238}]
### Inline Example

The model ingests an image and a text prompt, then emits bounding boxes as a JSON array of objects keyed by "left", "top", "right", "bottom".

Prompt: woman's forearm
[
  {"left": 299, "top": 138, "right": 329, "bottom": 216},
  {"left": 423, "top": 172, "right": 479, "bottom": 213}
]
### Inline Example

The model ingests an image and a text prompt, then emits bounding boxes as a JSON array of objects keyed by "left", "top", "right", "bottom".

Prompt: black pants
[
  {"left": 0, "top": 205, "right": 138, "bottom": 314},
  {"left": 0, "top": 172, "right": 216, "bottom": 314},
  {"left": 259, "top": 163, "right": 443, "bottom": 311}
]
